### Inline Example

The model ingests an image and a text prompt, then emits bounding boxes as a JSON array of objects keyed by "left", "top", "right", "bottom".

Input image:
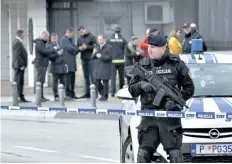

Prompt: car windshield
[{"left": 187, "top": 63, "right": 232, "bottom": 97}]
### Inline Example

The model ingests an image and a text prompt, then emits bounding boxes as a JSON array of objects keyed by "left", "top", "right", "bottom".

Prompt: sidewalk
[{"left": 0, "top": 87, "right": 122, "bottom": 109}]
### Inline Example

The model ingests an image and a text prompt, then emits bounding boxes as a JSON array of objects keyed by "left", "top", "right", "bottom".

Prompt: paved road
[{"left": 1, "top": 116, "right": 120, "bottom": 163}]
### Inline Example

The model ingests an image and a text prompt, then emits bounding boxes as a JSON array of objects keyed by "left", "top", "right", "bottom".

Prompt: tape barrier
[{"left": 1, "top": 105, "right": 232, "bottom": 120}]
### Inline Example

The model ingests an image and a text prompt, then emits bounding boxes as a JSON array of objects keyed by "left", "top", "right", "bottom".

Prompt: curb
[
  {"left": 54, "top": 112, "right": 119, "bottom": 120},
  {"left": 0, "top": 110, "right": 120, "bottom": 120}
]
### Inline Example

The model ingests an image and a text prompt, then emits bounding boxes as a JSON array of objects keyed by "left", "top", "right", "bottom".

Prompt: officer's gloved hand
[
  {"left": 140, "top": 81, "right": 153, "bottom": 92},
  {"left": 165, "top": 98, "right": 177, "bottom": 111}
]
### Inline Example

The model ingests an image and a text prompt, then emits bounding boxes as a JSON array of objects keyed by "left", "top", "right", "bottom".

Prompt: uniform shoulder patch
[
  {"left": 139, "top": 57, "right": 151, "bottom": 66},
  {"left": 169, "top": 54, "right": 180, "bottom": 62}
]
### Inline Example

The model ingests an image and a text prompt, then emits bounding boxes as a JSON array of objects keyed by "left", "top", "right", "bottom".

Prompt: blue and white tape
[{"left": 1, "top": 105, "right": 232, "bottom": 121}]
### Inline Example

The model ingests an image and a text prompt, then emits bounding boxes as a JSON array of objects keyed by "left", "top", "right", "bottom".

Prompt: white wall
[
  {"left": 27, "top": 0, "right": 47, "bottom": 87},
  {"left": 2, "top": 0, "right": 47, "bottom": 87},
  {"left": 1, "top": 1, "right": 10, "bottom": 81}
]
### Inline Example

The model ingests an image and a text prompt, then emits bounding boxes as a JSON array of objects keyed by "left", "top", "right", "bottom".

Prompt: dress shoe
[
  {"left": 42, "top": 97, "right": 49, "bottom": 102},
  {"left": 65, "top": 96, "right": 72, "bottom": 100},
  {"left": 20, "top": 98, "right": 31, "bottom": 103},
  {"left": 71, "top": 95, "right": 79, "bottom": 99},
  {"left": 78, "top": 94, "right": 90, "bottom": 99},
  {"left": 99, "top": 96, "right": 107, "bottom": 101},
  {"left": 54, "top": 97, "right": 59, "bottom": 101}
]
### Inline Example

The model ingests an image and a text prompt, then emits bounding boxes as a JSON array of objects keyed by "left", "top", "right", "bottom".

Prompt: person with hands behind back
[{"left": 92, "top": 34, "right": 112, "bottom": 101}]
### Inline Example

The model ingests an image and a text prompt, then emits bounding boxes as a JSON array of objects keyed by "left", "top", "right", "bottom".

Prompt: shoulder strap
[{"left": 169, "top": 54, "right": 180, "bottom": 62}]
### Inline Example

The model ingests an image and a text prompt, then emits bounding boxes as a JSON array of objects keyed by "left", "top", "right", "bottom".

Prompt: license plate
[{"left": 191, "top": 144, "right": 232, "bottom": 156}]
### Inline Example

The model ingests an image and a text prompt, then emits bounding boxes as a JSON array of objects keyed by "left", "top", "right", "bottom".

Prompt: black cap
[
  {"left": 148, "top": 35, "right": 167, "bottom": 47},
  {"left": 183, "top": 23, "right": 191, "bottom": 28}
]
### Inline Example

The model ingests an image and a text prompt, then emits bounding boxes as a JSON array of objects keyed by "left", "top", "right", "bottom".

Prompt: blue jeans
[{"left": 82, "top": 60, "right": 94, "bottom": 95}]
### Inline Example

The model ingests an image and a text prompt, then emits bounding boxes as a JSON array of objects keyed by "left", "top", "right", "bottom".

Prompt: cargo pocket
[
  {"left": 167, "top": 125, "right": 183, "bottom": 149},
  {"left": 136, "top": 125, "right": 149, "bottom": 146}
]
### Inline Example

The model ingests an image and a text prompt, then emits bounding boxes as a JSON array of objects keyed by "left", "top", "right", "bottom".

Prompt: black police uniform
[{"left": 128, "top": 35, "right": 195, "bottom": 163}]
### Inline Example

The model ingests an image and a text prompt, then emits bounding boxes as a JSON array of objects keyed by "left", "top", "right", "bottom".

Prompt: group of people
[{"left": 12, "top": 22, "right": 206, "bottom": 103}]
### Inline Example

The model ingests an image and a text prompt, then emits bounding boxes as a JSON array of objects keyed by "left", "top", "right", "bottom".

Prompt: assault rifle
[{"left": 125, "top": 63, "right": 189, "bottom": 109}]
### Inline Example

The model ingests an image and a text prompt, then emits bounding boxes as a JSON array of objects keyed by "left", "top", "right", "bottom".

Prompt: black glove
[
  {"left": 165, "top": 98, "right": 177, "bottom": 110},
  {"left": 140, "top": 81, "right": 153, "bottom": 92}
]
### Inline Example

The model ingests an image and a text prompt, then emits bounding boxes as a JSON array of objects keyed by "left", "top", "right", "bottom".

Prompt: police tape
[{"left": 1, "top": 105, "right": 232, "bottom": 120}]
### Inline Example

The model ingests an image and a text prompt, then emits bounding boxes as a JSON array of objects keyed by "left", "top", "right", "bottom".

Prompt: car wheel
[
  {"left": 122, "top": 136, "right": 168, "bottom": 163},
  {"left": 122, "top": 136, "right": 134, "bottom": 163}
]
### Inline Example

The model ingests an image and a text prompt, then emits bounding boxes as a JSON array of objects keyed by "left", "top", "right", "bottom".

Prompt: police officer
[{"left": 128, "top": 35, "right": 195, "bottom": 163}]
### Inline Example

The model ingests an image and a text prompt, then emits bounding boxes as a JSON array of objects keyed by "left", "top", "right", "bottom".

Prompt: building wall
[
  {"left": 1, "top": 0, "right": 47, "bottom": 88},
  {"left": 1, "top": 1, "right": 10, "bottom": 81},
  {"left": 198, "top": 0, "right": 232, "bottom": 50}
]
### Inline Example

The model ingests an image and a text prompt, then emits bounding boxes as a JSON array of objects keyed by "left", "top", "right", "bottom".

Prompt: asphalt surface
[{"left": 1, "top": 116, "right": 120, "bottom": 163}]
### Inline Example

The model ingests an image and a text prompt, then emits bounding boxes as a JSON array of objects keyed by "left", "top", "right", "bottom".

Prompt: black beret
[{"left": 148, "top": 35, "right": 167, "bottom": 47}]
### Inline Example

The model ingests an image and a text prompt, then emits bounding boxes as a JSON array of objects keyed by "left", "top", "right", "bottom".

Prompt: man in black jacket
[
  {"left": 124, "top": 36, "right": 144, "bottom": 85},
  {"left": 35, "top": 31, "right": 57, "bottom": 102},
  {"left": 12, "top": 29, "right": 30, "bottom": 102},
  {"left": 47, "top": 32, "right": 68, "bottom": 101},
  {"left": 182, "top": 23, "right": 207, "bottom": 54},
  {"left": 107, "top": 26, "right": 127, "bottom": 97},
  {"left": 77, "top": 26, "right": 97, "bottom": 98},
  {"left": 60, "top": 27, "right": 79, "bottom": 99}
]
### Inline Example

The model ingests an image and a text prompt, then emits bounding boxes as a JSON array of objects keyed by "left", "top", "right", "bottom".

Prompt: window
[
  {"left": 52, "top": 2, "right": 70, "bottom": 9},
  {"left": 145, "top": 2, "right": 173, "bottom": 24},
  {"left": 147, "top": 5, "right": 163, "bottom": 22}
]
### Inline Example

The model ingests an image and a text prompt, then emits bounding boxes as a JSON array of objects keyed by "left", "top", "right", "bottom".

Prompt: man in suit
[
  {"left": 47, "top": 32, "right": 68, "bottom": 101},
  {"left": 60, "top": 27, "right": 79, "bottom": 99},
  {"left": 12, "top": 29, "right": 30, "bottom": 102},
  {"left": 92, "top": 34, "right": 112, "bottom": 101}
]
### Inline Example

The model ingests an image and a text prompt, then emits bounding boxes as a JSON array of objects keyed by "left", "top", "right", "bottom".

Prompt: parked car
[{"left": 117, "top": 52, "right": 232, "bottom": 163}]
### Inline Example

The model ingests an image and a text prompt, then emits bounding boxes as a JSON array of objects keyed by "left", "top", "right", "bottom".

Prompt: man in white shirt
[{"left": 12, "top": 29, "right": 30, "bottom": 102}]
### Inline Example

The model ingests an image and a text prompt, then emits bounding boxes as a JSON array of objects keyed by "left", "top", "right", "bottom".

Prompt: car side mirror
[{"left": 116, "top": 88, "right": 136, "bottom": 100}]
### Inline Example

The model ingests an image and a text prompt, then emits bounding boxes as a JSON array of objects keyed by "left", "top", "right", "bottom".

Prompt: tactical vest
[
  {"left": 138, "top": 55, "right": 181, "bottom": 110},
  {"left": 140, "top": 55, "right": 180, "bottom": 87}
]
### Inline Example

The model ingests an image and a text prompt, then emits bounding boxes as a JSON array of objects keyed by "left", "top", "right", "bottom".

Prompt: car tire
[
  {"left": 122, "top": 136, "right": 134, "bottom": 163},
  {"left": 122, "top": 136, "right": 168, "bottom": 163}
]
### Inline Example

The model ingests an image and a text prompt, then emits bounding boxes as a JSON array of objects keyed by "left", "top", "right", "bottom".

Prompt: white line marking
[
  {"left": 13, "top": 146, "right": 58, "bottom": 153},
  {"left": 79, "top": 155, "right": 119, "bottom": 163}
]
